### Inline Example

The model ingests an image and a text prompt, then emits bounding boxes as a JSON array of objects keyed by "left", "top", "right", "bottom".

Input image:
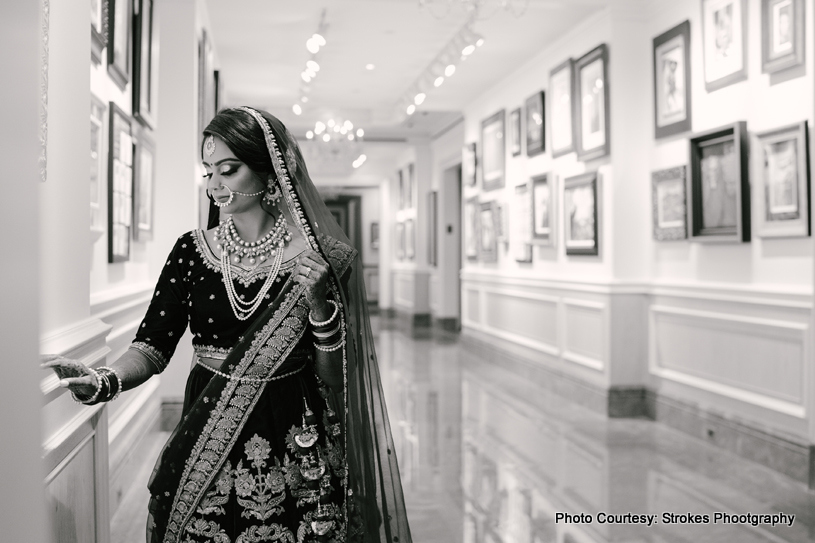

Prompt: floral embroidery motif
[
  {"left": 235, "top": 524, "right": 294, "bottom": 543},
  {"left": 234, "top": 435, "right": 286, "bottom": 520},
  {"left": 184, "top": 518, "right": 231, "bottom": 543},
  {"left": 195, "top": 461, "right": 233, "bottom": 517}
]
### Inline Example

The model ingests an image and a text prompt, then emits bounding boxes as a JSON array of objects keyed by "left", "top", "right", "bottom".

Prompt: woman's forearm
[
  {"left": 314, "top": 348, "right": 343, "bottom": 391},
  {"left": 111, "top": 348, "right": 160, "bottom": 392}
]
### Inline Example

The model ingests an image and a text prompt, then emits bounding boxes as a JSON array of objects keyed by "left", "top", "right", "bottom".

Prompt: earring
[{"left": 263, "top": 184, "right": 282, "bottom": 206}]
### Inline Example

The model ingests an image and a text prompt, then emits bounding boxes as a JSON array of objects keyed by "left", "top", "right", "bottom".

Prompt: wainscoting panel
[
  {"left": 484, "top": 289, "right": 558, "bottom": 348},
  {"left": 464, "top": 288, "right": 480, "bottom": 325},
  {"left": 563, "top": 299, "right": 606, "bottom": 371}
]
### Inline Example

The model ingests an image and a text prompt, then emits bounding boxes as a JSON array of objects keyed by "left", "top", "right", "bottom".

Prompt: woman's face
[{"left": 203, "top": 135, "right": 267, "bottom": 213}]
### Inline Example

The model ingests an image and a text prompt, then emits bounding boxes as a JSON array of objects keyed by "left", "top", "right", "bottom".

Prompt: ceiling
[{"left": 205, "top": 0, "right": 608, "bottom": 140}]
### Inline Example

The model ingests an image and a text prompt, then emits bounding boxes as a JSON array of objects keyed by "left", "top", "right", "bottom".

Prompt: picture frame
[
  {"left": 405, "top": 218, "right": 415, "bottom": 260},
  {"left": 397, "top": 169, "right": 405, "bottom": 209},
  {"left": 428, "top": 191, "right": 438, "bottom": 266},
  {"left": 107, "top": 0, "right": 132, "bottom": 90},
  {"left": 761, "top": 0, "right": 805, "bottom": 73},
  {"left": 755, "top": 121, "right": 810, "bottom": 237},
  {"left": 563, "top": 172, "right": 599, "bottom": 256},
  {"left": 702, "top": 0, "right": 748, "bottom": 91},
  {"left": 688, "top": 121, "right": 750, "bottom": 242},
  {"left": 463, "top": 142, "right": 477, "bottom": 187},
  {"left": 90, "top": 95, "right": 106, "bottom": 233},
  {"left": 464, "top": 197, "right": 480, "bottom": 261},
  {"left": 525, "top": 92, "right": 545, "bottom": 157},
  {"left": 574, "top": 44, "right": 610, "bottom": 161},
  {"left": 214, "top": 70, "right": 224, "bottom": 112},
  {"left": 395, "top": 222, "right": 405, "bottom": 260},
  {"left": 91, "top": 0, "right": 108, "bottom": 65},
  {"left": 370, "top": 221, "right": 380, "bottom": 250},
  {"left": 479, "top": 202, "right": 498, "bottom": 263},
  {"left": 107, "top": 102, "right": 134, "bottom": 263},
  {"left": 531, "top": 173, "right": 555, "bottom": 245},
  {"left": 494, "top": 201, "right": 507, "bottom": 242},
  {"left": 133, "top": 128, "right": 156, "bottom": 241},
  {"left": 513, "top": 184, "right": 533, "bottom": 262},
  {"left": 406, "top": 163, "right": 415, "bottom": 209},
  {"left": 509, "top": 108, "right": 522, "bottom": 157},
  {"left": 481, "top": 110, "right": 506, "bottom": 191},
  {"left": 653, "top": 20, "right": 692, "bottom": 139},
  {"left": 550, "top": 58, "right": 575, "bottom": 157},
  {"left": 133, "top": 0, "right": 157, "bottom": 129},
  {"left": 652, "top": 166, "right": 688, "bottom": 241}
]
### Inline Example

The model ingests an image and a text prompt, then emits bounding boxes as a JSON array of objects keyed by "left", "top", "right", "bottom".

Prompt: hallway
[{"left": 112, "top": 316, "right": 815, "bottom": 543}]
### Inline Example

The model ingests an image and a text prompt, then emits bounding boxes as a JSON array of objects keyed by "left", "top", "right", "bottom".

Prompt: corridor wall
[{"left": 459, "top": 0, "right": 815, "bottom": 487}]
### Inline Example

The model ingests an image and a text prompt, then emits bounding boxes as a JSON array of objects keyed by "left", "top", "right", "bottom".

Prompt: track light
[
  {"left": 292, "top": 104, "right": 302, "bottom": 115},
  {"left": 406, "top": 104, "right": 416, "bottom": 115},
  {"left": 414, "top": 93, "right": 426, "bottom": 105}
]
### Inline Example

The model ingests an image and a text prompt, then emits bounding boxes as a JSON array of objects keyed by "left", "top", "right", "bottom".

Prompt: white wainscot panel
[
  {"left": 482, "top": 289, "right": 559, "bottom": 355},
  {"left": 649, "top": 305, "right": 808, "bottom": 417},
  {"left": 563, "top": 299, "right": 606, "bottom": 371},
  {"left": 464, "top": 288, "right": 480, "bottom": 325}
]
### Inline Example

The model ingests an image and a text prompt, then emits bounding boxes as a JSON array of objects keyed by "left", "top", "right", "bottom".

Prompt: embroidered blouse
[{"left": 130, "top": 230, "right": 302, "bottom": 373}]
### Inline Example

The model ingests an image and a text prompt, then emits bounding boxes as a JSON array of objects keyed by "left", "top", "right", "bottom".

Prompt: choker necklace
[{"left": 213, "top": 215, "right": 292, "bottom": 321}]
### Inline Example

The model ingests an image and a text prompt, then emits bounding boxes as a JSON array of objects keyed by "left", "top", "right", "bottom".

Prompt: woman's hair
[{"left": 202, "top": 108, "right": 274, "bottom": 176}]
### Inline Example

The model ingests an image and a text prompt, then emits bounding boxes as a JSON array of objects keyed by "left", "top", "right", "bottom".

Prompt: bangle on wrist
[
  {"left": 312, "top": 322, "right": 341, "bottom": 339},
  {"left": 309, "top": 300, "right": 339, "bottom": 328},
  {"left": 98, "top": 366, "right": 123, "bottom": 402}
]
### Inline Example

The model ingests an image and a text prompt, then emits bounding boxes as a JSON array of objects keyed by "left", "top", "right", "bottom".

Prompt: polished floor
[{"left": 112, "top": 316, "right": 815, "bottom": 543}]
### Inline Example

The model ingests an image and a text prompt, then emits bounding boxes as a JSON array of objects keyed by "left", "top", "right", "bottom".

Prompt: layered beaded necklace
[{"left": 213, "top": 214, "right": 292, "bottom": 321}]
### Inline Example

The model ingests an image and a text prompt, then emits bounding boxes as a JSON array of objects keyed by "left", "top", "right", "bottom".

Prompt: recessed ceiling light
[{"left": 366, "top": 64, "right": 375, "bottom": 70}]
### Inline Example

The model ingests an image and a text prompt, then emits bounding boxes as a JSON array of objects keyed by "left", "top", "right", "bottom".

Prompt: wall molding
[{"left": 40, "top": 317, "right": 112, "bottom": 402}]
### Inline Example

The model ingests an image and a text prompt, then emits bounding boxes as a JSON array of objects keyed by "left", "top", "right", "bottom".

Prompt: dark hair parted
[{"left": 202, "top": 108, "right": 273, "bottom": 176}]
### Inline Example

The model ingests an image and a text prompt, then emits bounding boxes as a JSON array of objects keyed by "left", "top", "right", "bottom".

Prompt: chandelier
[
  {"left": 417, "top": 0, "right": 530, "bottom": 20},
  {"left": 303, "top": 118, "right": 367, "bottom": 169}
]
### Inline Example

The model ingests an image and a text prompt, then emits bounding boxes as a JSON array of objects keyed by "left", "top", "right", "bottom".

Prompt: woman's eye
[
  {"left": 220, "top": 168, "right": 236, "bottom": 177},
  {"left": 202, "top": 172, "right": 212, "bottom": 179}
]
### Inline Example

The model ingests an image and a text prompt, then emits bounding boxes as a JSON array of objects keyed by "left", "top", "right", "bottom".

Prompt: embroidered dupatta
[{"left": 147, "top": 108, "right": 411, "bottom": 543}]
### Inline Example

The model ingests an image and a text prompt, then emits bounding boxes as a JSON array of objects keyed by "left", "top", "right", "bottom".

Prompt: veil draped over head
[{"left": 203, "top": 107, "right": 411, "bottom": 543}]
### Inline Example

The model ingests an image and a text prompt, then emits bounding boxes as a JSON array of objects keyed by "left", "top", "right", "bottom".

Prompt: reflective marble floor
[{"left": 112, "top": 315, "right": 815, "bottom": 543}]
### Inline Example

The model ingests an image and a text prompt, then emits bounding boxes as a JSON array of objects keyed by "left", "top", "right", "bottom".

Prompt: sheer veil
[{"left": 207, "top": 107, "right": 412, "bottom": 543}]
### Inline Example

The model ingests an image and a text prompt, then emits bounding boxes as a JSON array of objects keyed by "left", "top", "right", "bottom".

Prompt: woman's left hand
[{"left": 294, "top": 250, "right": 331, "bottom": 312}]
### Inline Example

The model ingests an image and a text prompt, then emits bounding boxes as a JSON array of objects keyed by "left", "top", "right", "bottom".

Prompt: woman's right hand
[{"left": 40, "top": 355, "right": 98, "bottom": 399}]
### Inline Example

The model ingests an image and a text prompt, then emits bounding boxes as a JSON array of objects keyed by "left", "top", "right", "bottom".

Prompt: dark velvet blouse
[{"left": 130, "top": 230, "right": 303, "bottom": 373}]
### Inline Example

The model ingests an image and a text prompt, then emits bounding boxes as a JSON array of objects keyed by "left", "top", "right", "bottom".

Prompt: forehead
[{"left": 203, "top": 135, "right": 238, "bottom": 164}]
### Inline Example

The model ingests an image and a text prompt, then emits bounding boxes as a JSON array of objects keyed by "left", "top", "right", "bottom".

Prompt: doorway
[{"left": 439, "top": 164, "right": 462, "bottom": 331}]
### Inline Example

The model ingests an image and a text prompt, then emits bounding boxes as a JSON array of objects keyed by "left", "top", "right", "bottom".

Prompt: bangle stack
[
  {"left": 310, "top": 300, "right": 345, "bottom": 353},
  {"left": 70, "top": 366, "right": 123, "bottom": 405}
]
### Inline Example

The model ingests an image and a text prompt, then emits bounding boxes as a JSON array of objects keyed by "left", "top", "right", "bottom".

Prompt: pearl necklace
[{"left": 214, "top": 215, "right": 291, "bottom": 321}]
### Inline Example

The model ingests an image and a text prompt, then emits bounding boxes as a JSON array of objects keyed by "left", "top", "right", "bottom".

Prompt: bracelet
[
  {"left": 98, "top": 366, "right": 123, "bottom": 402},
  {"left": 71, "top": 368, "right": 103, "bottom": 405},
  {"left": 312, "top": 322, "right": 341, "bottom": 339},
  {"left": 309, "top": 300, "right": 339, "bottom": 328},
  {"left": 314, "top": 338, "right": 345, "bottom": 352}
]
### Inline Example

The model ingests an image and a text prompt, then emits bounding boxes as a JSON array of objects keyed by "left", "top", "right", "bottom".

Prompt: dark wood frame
[
  {"left": 91, "top": 0, "right": 108, "bottom": 65},
  {"left": 406, "top": 163, "right": 415, "bottom": 209},
  {"left": 574, "top": 44, "right": 610, "bottom": 161},
  {"left": 688, "top": 121, "right": 750, "bottom": 242},
  {"left": 550, "top": 58, "right": 575, "bottom": 157},
  {"left": 428, "top": 191, "right": 438, "bottom": 266},
  {"left": 761, "top": 0, "right": 805, "bottom": 73},
  {"left": 755, "top": 121, "right": 810, "bottom": 237},
  {"left": 465, "top": 196, "right": 480, "bottom": 261},
  {"left": 531, "top": 173, "right": 555, "bottom": 245},
  {"left": 509, "top": 108, "right": 522, "bottom": 157},
  {"left": 133, "top": 0, "right": 157, "bottom": 128},
  {"left": 652, "top": 166, "right": 688, "bottom": 241},
  {"left": 702, "top": 0, "right": 748, "bottom": 91},
  {"left": 370, "top": 221, "right": 380, "bottom": 250},
  {"left": 525, "top": 92, "right": 545, "bottom": 157},
  {"left": 563, "top": 172, "right": 599, "bottom": 256},
  {"left": 463, "top": 142, "right": 477, "bottom": 187},
  {"left": 107, "top": 0, "right": 132, "bottom": 90},
  {"left": 653, "top": 20, "right": 692, "bottom": 139},
  {"left": 478, "top": 201, "right": 498, "bottom": 262},
  {"left": 132, "top": 127, "right": 155, "bottom": 242},
  {"left": 107, "top": 101, "right": 133, "bottom": 263},
  {"left": 397, "top": 169, "right": 405, "bottom": 210},
  {"left": 481, "top": 110, "right": 506, "bottom": 191}
]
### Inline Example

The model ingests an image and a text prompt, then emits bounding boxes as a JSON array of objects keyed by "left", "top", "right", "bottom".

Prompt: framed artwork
[
  {"left": 479, "top": 202, "right": 498, "bottom": 262},
  {"left": 702, "top": 0, "right": 748, "bottom": 91},
  {"left": 406, "top": 163, "right": 415, "bottom": 209},
  {"left": 563, "top": 172, "right": 599, "bottom": 255},
  {"left": 397, "top": 169, "right": 405, "bottom": 209},
  {"left": 550, "top": 59, "right": 575, "bottom": 157},
  {"left": 395, "top": 222, "right": 405, "bottom": 260},
  {"left": 463, "top": 142, "right": 477, "bottom": 187},
  {"left": 762, "top": 0, "right": 805, "bottom": 73},
  {"left": 513, "top": 184, "right": 533, "bottom": 262},
  {"left": 214, "top": 70, "right": 224, "bottom": 112},
  {"left": 133, "top": 128, "right": 155, "bottom": 241},
  {"left": 428, "top": 191, "right": 438, "bottom": 266},
  {"left": 653, "top": 20, "right": 692, "bottom": 139},
  {"left": 652, "top": 166, "right": 688, "bottom": 241},
  {"left": 370, "top": 222, "right": 380, "bottom": 250},
  {"left": 107, "top": 102, "right": 134, "bottom": 263},
  {"left": 688, "top": 121, "right": 750, "bottom": 242},
  {"left": 531, "top": 173, "right": 555, "bottom": 245},
  {"left": 575, "top": 44, "right": 610, "bottom": 161},
  {"left": 405, "top": 218, "right": 415, "bottom": 260},
  {"left": 107, "top": 0, "right": 132, "bottom": 90},
  {"left": 525, "top": 92, "right": 545, "bottom": 157},
  {"left": 90, "top": 95, "right": 106, "bottom": 233},
  {"left": 91, "top": 0, "right": 108, "bottom": 65},
  {"left": 494, "top": 201, "right": 507, "bottom": 242},
  {"left": 756, "top": 122, "right": 810, "bottom": 237},
  {"left": 465, "top": 197, "right": 480, "bottom": 261},
  {"left": 133, "top": 0, "right": 157, "bottom": 129},
  {"left": 509, "top": 108, "right": 522, "bottom": 157},
  {"left": 481, "top": 110, "right": 506, "bottom": 191}
]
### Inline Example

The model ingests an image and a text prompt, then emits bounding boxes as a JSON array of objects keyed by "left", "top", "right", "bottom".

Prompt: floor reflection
[{"left": 374, "top": 317, "right": 815, "bottom": 543}]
